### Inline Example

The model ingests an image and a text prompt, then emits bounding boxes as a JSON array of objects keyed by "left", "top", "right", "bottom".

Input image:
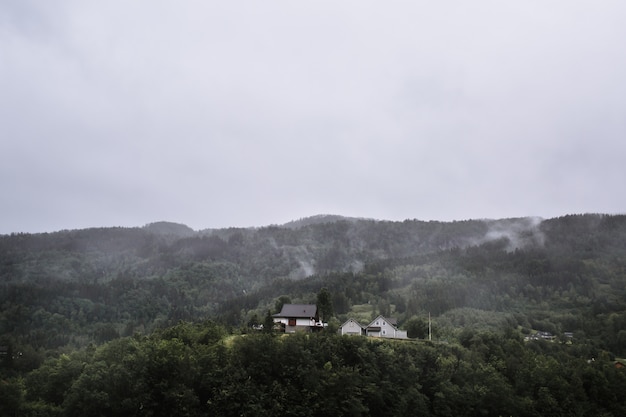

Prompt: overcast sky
[{"left": 1, "top": 1, "right": 625, "bottom": 234}]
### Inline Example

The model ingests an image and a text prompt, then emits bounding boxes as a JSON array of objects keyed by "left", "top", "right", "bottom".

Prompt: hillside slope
[{"left": 1, "top": 213, "right": 625, "bottom": 355}]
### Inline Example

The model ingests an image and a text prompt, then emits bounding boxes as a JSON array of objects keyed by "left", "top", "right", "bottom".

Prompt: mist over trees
[{"left": 2, "top": 213, "right": 626, "bottom": 416}]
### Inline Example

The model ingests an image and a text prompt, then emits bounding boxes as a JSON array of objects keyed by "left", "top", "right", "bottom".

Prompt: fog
[{"left": 1, "top": 1, "right": 625, "bottom": 234}]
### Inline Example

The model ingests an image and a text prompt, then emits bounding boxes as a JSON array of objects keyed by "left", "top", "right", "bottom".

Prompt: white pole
[{"left": 428, "top": 312, "right": 432, "bottom": 341}]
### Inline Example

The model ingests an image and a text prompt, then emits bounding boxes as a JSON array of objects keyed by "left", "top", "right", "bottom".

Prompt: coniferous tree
[
  {"left": 263, "top": 310, "right": 274, "bottom": 334},
  {"left": 316, "top": 288, "right": 333, "bottom": 321}
]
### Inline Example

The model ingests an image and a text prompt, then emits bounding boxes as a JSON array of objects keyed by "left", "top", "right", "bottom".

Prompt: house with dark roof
[{"left": 273, "top": 304, "right": 326, "bottom": 333}]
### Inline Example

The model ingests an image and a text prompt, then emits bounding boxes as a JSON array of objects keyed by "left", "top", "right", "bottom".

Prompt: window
[{"left": 288, "top": 318, "right": 296, "bottom": 326}]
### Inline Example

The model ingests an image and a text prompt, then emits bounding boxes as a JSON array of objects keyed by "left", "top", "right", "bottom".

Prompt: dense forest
[{"left": 1, "top": 213, "right": 626, "bottom": 416}]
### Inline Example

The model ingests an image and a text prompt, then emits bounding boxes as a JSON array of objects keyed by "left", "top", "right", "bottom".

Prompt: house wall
[
  {"left": 341, "top": 320, "right": 364, "bottom": 335},
  {"left": 296, "top": 318, "right": 316, "bottom": 327},
  {"left": 378, "top": 321, "right": 407, "bottom": 339},
  {"left": 392, "top": 329, "right": 408, "bottom": 339},
  {"left": 368, "top": 317, "right": 408, "bottom": 339},
  {"left": 277, "top": 317, "right": 318, "bottom": 333}
]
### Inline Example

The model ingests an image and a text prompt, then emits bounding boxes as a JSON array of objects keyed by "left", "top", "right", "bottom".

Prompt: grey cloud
[{"left": 1, "top": 1, "right": 625, "bottom": 233}]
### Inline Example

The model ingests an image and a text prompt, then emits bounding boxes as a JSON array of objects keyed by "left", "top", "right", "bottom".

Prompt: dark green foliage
[
  {"left": 405, "top": 316, "right": 429, "bottom": 339},
  {"left": 274, "top": 295, "right": 291, "bottom": 314},
  {"left": 2, "top": 214, "right": 626, "bottom": 415},
  {"left": 12, "top": 323, "right": 626, "bottom": 417},
  {"left": 316, "top": 287, "right": 334, "bottom": 321},
  {"left": 263, "top": 310, "right": 274, "bottom": 334},
  {"left": 0, "top": 377, "right": 23, "bottom": 417}
]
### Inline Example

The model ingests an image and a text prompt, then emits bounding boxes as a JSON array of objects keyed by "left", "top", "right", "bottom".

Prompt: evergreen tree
[
  {"left": 316, "top": 288, "right": 334, "bottom": 321},
  {"left": 263, "top": 310, "right": 274, "bottom": 334}
]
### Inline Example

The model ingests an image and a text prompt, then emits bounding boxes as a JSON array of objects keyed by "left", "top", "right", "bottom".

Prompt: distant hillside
[{"left": 1, "top": 213, "right": 626, "bottom": 357}]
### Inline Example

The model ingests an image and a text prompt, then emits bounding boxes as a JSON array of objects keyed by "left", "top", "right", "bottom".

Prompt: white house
[
  {"left": 273, "top": 304, "right": 326, "bottom": 333},
  {"left": 339, "top": 315, "right": 408, "bottom": 339},
  {"left": 339, "top": 318, "right": 365, "bottom": 336},
  {"left": 365, "top": 315, "right": 408, "bottom": 339}
]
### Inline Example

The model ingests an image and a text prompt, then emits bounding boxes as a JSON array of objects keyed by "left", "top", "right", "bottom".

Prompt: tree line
[{"left": 2, "top": 321, "right": 625, "bottom": 417}]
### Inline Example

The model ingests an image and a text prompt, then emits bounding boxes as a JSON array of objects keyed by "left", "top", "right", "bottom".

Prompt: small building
[
  {"left": 273, "top": 304, "right": 326, "bottom": 333},
  {"left": 339, "top": 315, "right": 408, "bottom": 339},
  {"left": 366, "top": 315, "right": 408, "bottom": 339},
  {"left": 339, "top": 318, "right": 365, "bottom": 336}
]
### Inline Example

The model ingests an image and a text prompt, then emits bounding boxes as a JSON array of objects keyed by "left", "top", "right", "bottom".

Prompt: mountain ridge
[{"left": 0, "top": 213, "right": 556, "bottom": 236}]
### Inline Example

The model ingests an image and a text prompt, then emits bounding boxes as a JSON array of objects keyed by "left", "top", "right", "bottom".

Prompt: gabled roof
[
  {"left": 273, "top": 304, "right": 318, "bottom": 318},
  {"left": 367, "top": 315, "right": 399, "bottom": 329},
  {"left": 340, "top": 318, "right": 365, "bottom": 329}
]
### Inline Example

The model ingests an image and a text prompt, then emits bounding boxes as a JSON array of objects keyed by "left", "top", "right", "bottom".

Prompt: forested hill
[
  {"left": 2, "top": 214, "right": 626, "bottom": 416},
  {"left": 1, "top": 215, "right": 546, "bottom": 284},
  {"left": 1, "top": 214, "right": 626, "bottom": 350}
]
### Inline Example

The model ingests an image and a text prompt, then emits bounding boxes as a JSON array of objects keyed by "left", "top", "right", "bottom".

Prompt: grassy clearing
[{"left": 345, "top": 303, "right": 376, "bottom": 323}]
